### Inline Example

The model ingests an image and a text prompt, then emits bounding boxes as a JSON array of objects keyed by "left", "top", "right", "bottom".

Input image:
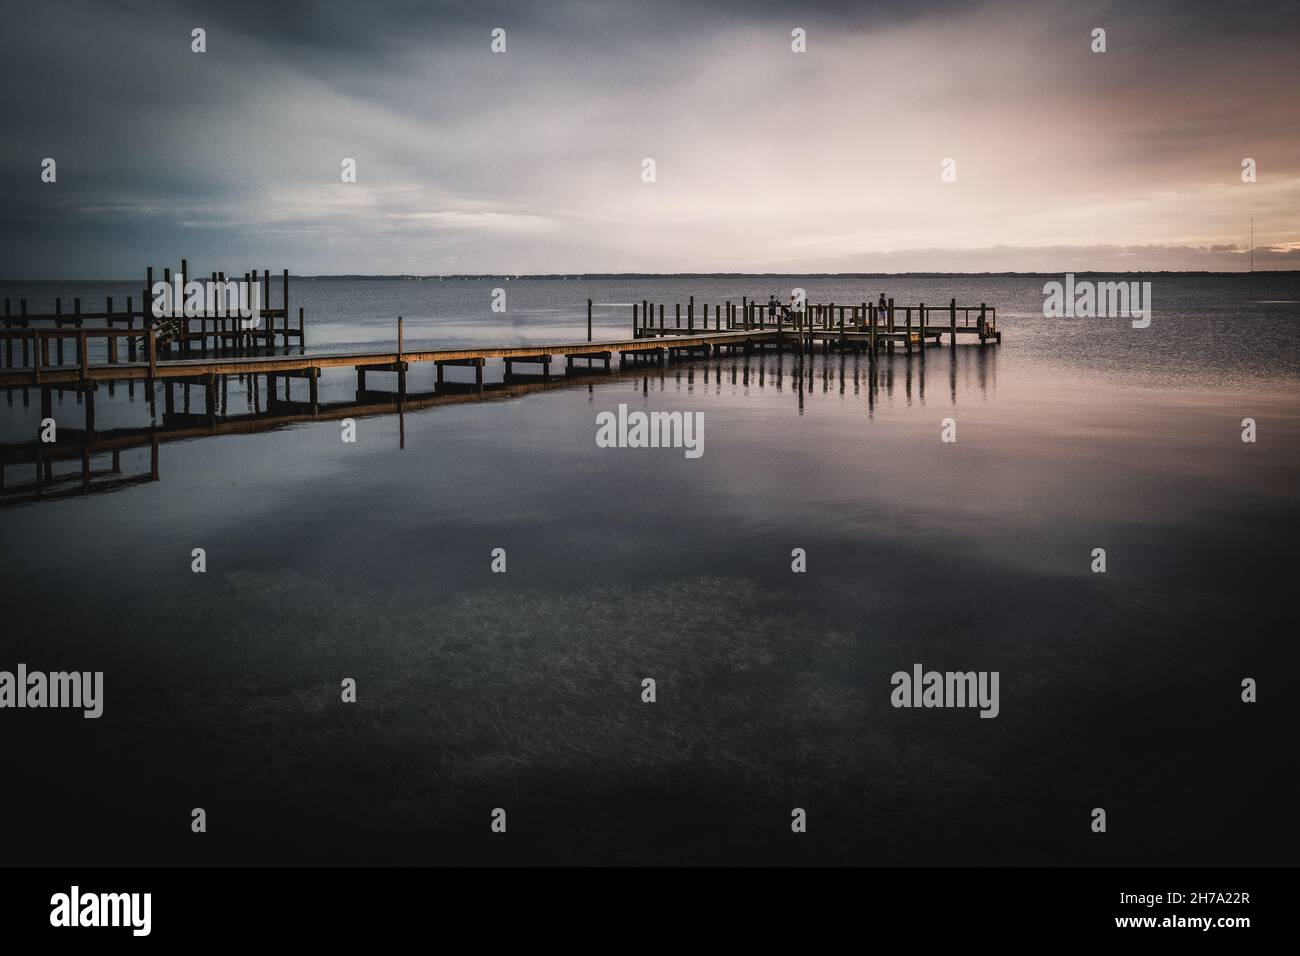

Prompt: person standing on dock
[
  {"left": 768, "top": 294, "right": 779, "bottom": 323},
  {"left": 877, "top": 293, "right": 889, "bottom": 326}
]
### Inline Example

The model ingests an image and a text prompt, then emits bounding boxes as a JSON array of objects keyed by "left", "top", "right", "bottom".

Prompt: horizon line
[{"left": 4, "top": 269, "right": 1299, "bottom": 283}]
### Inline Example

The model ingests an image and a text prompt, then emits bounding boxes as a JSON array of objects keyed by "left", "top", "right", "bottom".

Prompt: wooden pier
[
  {"left": 0, "top": 336, "right": 997, "bottom": 507},
  {"left": 1, "top": 294, "right": 997, "bottom": 391},
  {"left": 1, "top": 260, "right": 303, "bottom": 366},
  {"left": 0, "top": 290, "right": 1001, "bottom": 474}
]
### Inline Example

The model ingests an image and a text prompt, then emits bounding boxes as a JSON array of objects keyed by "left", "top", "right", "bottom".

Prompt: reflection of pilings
[
  {"left": 2, "top": 347, "right": 998, "bottom": 508},
  {"left": 950, "top": 348, "right": 958, "bottom": 405},
  {"left": 790, "top": 355, "right": 802, "bottom": 393}
]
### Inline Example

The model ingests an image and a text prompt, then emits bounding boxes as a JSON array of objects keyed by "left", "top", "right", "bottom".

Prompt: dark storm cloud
[{"left": 1, "top": 0, "right": 1298, "bottom": 276}]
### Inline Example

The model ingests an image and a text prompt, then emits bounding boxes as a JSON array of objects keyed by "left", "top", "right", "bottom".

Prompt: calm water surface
[{"left": 1, "top": 274, "right": 1296, "bottom": 864}]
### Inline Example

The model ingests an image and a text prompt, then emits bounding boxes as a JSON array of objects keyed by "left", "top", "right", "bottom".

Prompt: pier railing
[
  {"left": 2, "top": 261, "right": 304, "bottom": 361},
  {"left": 0, "top": 290, "right": 1002, "bottom": 428},
  {"left": 628, "top": 296, "right": 999, "bottom": 352}
]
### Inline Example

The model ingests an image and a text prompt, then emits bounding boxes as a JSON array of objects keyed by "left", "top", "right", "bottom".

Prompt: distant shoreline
[{"left": 5, "top": 270, "right": 1298, "bottom": 283}]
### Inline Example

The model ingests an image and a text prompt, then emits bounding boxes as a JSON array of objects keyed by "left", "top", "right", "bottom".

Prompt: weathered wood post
[
  {"left": 241, "top": 272, "right": 250, "bottom": 351},
  {"left": 106, "top": 298, "right": 117, "bottom": 365},
  {"left": 688, "top": 296, "right": 694, "bottom": 332},
  {"left": 262, "top": 269, "right": 271, "bottom": 350},
  {"left": 978, "top": 302, "right": 987, "bottom": 345},
  {"left": 73, "top": 298, "right": 82, "bottom": 366},
  {"left": 675, "top": 303, "right": 681, "bottom": 329},
  {"left": 869, "top": 303, "right": 877, "bottom": 355},
  {"left": 298, "top": 308, "right": 305, "bottom": 352},
  {"left": 171, "top": 260, "right": 186, "bottom": 355},
  {"left": 180, "top": 259, "right": 189, "bottom": 356},
  {"left": 282, "top": 268, "right": 290, "bottom": 349},
  {"left": 587, "top": 298, "right": 592, "bottom": 342},
  {"left": 905, "top": 306, "right": 913, "bottom": 353},
  {"left": 20, "top": 299, "right": 29, "bottom": 367},
  {"left": 632, "top": 303, "right": 639, "bottom": 339},
  {"left": 397, "top": 316, "right": 404, "bottom": 362},
  {"left": 54, "top": 296, "right": 65, "bottom": 366},
  {"left": 949, "top": 298, "right": 957, "bottom": 347}
]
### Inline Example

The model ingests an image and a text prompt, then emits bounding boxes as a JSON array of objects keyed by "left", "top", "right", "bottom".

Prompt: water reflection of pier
[{"left": 0, "top": 347, "right": 996, "bottom": 507}]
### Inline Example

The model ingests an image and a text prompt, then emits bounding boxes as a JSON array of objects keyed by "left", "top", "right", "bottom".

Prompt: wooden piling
[
  {"left": 262, "top": 269, "right": 271, "bottom": 349},
  {"left": 106, "top": 298, "right": 117, "bottom": 364},
  {"left": 21, "top": 300, "right": 30, "bottom": 367},
  {"left": 53, "top": 297, "right": 65, "bottom": 366},
  {"left": 587, "top": 298, "right": 592, "bottom": 342}
]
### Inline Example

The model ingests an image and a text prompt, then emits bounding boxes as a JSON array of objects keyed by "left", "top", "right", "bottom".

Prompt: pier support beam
[{"left": 503, "top": 355, "right": 552, "bottom": 381}]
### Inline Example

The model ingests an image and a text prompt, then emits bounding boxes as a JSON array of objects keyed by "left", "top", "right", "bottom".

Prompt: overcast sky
[{"left": 2, "top": 0, "right": 1298, "bottom": 276}]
